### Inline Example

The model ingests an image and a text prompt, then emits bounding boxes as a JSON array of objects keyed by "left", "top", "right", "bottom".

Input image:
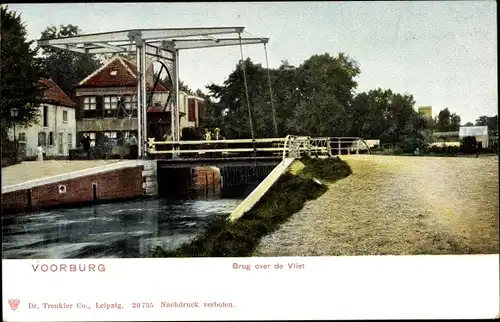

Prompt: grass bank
[{"left": 151, "top": 156, "right": 352, "bottom": 257}]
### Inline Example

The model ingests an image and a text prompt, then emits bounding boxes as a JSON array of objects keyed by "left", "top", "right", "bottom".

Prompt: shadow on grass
[{"left": 150, "top": 156, "right": 352, "bottom": 258}]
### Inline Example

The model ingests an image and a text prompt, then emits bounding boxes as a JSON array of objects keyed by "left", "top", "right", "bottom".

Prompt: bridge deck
[{"left": 156, "top": 156, "right": 282, "bottom": 168}]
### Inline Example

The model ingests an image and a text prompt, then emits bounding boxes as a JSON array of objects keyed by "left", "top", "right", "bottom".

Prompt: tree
[
  {"left": 206, "top": 58, "right": 274, "bottom": 138},
  {"left": 463, "top": 122, "right": 474, "bottom": 127},
  {"left": 0, "top": 5, "right": 44, "bottom": 134},
  {"left": 450, "top": 113, "right": 461, "bottom": 131},
  {"left": 39, "top": 24, "right": 102, "bottom": 99},
  {"left": 434, "top": 108, "right": 461, "bottom": 132},
  {"left": 348, "top": 88, "right": 426, "bottom": 150},
  {"left": 287, "top": 53, "right": 361, "bottom": 137},
  {"left": 475, "top": 115, "right": 498, "bottom": 133},
  {"left": 435, "top": 108, "right": 451, "bottom": 132}
]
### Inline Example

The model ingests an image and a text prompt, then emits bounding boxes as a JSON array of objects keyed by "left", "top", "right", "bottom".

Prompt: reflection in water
[{"left": 2, "top": 186, "right": 252, "bottom": 259}]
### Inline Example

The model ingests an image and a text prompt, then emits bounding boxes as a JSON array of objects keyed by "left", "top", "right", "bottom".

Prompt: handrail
[{"left": 147, "top": 135, "right": 371, "bottom": 159}]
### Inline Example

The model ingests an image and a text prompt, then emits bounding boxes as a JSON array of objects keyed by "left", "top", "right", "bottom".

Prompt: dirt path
[{"left": 253, "top": 155, "right": 499, "bottom": 256}]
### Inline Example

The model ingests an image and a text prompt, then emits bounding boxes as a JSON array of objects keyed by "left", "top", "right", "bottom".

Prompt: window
[
  {"left": 38, "top": 132, "right": 46, "bottom": 146},
  {"left": 104, "top": 96, "right": 118, "bottom": 117},
  {"left": 18, "top": 133, "right": 27, "bottom": 157},
  {"left": 67, "top": 133, "right": 72, "bottom": 150},
  {"left": 188, "top": 99, "right": 196, "bottom": 122},
  {"left": 58, "top": 133, "right": 64, "bottom": 154},
  {"left": 63, "top": 110, "right": 68, "bottom": 123},
  {"left": 103, "top": 132, "right": 118, "bottom": 139},
  {"left": 83, "top": 96, "right": 98, "bottom": 119},
  {"left": 18, "top": 132, "right": 26, "bottom": 142},
  {"left": 104, "top": 96, "right": 118, "bottom": 110},
  {"left": 122, "top": 95, "right": 137, "bottom": 117},
  {"left": 123, "top": 95, "right": 137, "bottom": 110},
  {"left": 49, "top": 132, "right": 54, "bottom": 146},
  {"left": 83, "top": 97, "right": 97, "bottom": 110},
  {"left": 43, "top": 106, "right": 49, "bottom": 127},
  {"left": 103, "top": 132, "right": 118, "bottom": 145}
]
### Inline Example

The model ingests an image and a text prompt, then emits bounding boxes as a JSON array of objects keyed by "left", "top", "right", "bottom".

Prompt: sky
[{"left": 7, "top": 1, "right": 498, "bottom": 124}]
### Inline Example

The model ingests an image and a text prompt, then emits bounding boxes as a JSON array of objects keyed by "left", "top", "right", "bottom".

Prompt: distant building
[
  {"left": 8, "top": 79, "right": 76, "bottom": 158},
  {"left": 459, "top": 126, "right": 489, "bottom": 148},
  {"left": 418, "top": 106, "right": 433, "bottom": 119}
]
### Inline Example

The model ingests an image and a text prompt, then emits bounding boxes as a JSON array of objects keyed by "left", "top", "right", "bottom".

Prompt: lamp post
[{"left": 10, "top": 108, "right": 19, "bottom": 161}]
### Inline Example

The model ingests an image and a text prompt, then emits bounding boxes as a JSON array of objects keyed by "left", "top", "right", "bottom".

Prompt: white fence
[{"left": 147, "top": 135, "right": 371, "bottom": 161}]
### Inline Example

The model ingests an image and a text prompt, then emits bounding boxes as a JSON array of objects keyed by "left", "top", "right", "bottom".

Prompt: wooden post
[{"left": 338, "top": 139, "right": 341, "bottom": 155}]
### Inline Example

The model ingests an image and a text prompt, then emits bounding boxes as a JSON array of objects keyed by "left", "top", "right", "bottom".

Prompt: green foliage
[
  {"left": 151, "top": 157, "right": 352, "bottom": 257},
  {"left": 0, "top": 5, "right": 44, "bottom": 133},
  {"left": 475, "top": 115, "right": 498, "bottom": 133},
  {"left": 434, "top": 108, "right": 461, "bottom": 132},
  {"left": 39, "top": 24, "right": 102, "bottom": 98},
  {"left": 349, "top": 88, "right": 425, "bottom": 145},
  {"left": 460, "top": 136, "right": 478, "bottom": 154},
  {"left": 201, "top": 51, "right": 436, "bottom": 151},
  {"left": 205, "top": 54, "right": 361, "bottom": 139},
  {"left": 287, "top": 53, "right": 361, "bottom": 137},
  {"left": 181, "top": 127, "right": 201, "bottom": 140},
  {"left": 427, "top": 145, "right": 460, "bottom": 156}
]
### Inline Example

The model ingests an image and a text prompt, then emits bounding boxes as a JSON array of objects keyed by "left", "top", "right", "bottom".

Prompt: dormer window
[{"left": 110, "top": 70, "right": 118, "bottom": 76}]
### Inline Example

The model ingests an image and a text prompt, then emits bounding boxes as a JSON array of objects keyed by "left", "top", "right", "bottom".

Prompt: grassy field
[
  {"left": 254, "top": 155, "right": 499, "bottom": 256},
  {"left": 151, "top": 156, "right": 352, "bottom": 257}
]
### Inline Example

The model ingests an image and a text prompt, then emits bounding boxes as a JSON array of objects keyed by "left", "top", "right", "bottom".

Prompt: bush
[
  {"left": 181, "top": 127, "right": 201, "bottom": 140},
  {"left": 460, "top": 136, "right": 478, "bottom": 154},
  {"left": 427, "top": 145, "right": 460, "bottom": 155}
]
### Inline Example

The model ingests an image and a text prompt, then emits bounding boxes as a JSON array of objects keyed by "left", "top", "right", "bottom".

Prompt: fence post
[{"left": 338, "top": 139, "right": 341, "bottom": 155}]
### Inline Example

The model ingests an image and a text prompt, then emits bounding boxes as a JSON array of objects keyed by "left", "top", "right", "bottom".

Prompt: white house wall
[{"left": 9, "top": 103, "right": 76, "bottom": 157}]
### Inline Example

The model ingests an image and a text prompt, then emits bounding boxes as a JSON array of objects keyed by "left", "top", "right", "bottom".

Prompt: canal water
[{"left": 2, "top": 184, "right": 257, "bottom": 259}]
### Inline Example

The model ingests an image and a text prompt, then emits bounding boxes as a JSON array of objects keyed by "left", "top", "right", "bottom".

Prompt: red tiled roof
[
  {"left": 77, "top": 55, "right": 170, "bottom": 92},
  {"left": 149, "top": 83, "right": 169, "bottom": 92},
  {"left": 39, "top": 79, "right": 75, "bottom": 108}
]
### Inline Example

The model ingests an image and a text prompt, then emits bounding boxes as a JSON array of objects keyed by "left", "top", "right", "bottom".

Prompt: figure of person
[
  {"left": 36, "top": 144, "right": 45, "bottom": 161},
  {"left": 129, "top": 133, "right": 138, "bottom": 159},
  {"left": 204, "top": 129, "right": 211, "bottom": 141},
  {"left": 213, "top": 128, "right": 220, "bottom": 140},
  {"left": 81, "top": 135, "right": 91, "bottom": 159}
]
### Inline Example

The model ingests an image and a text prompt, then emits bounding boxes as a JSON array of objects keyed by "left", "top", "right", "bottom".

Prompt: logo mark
[{"left": 8, "top": 299, "right": 20, "bottom": 310}]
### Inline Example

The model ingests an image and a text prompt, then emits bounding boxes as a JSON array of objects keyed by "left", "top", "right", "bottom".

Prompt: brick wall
[{"left": 2, "top": 166, "right": 144, "bottom": 214}]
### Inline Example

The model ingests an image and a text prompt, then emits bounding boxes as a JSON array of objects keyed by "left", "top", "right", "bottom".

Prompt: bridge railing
[{"left": 147, "top": 135, "right": 371, "bottom": 160}]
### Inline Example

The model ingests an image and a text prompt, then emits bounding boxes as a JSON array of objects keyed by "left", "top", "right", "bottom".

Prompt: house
[
  {"left": 459, "top": 126, "right": 489, "bottom": 148},
  {"left": 74, "top": 55, "right": 205, "bottom": 147},
  {"left": 8, "top": 78, "right": 76, "bottom": 158}
]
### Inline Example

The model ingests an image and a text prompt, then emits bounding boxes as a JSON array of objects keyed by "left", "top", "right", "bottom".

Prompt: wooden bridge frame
[{"left": 148, "top": 135, "right": 371, "bottom": 161}]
